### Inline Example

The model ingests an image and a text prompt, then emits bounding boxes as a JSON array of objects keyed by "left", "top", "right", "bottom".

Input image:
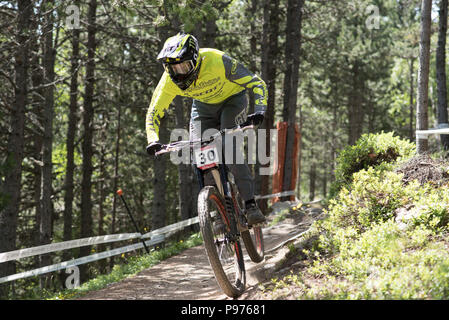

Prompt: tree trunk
[
  {"left": 297, "top": 102, "right": 303, "bottom": 199},
  {"left": 150, "top": 13, "right": 170, "bottom": 231},
  {"left": 281, "top": 0, "right": 304, "bottom": 201},
  {"left": 109, "top": 102, "right": 121, "bottom": 270},
  {"left": 97, "top": 138, "right": 106, "bottom": 272},
  {"left": 80, "top": 0, "right": 97, "bottom": 282},
  {"left": 436, "top": 0, "right": 449, "bottom": 150},
  {"left": 416, "top": 0, "right": 432, "bottom": 154},
  {"left": 247, "top": 0, "right": 259, "bottom": 192},
  {"left": 152, "top": 116, "right": 169, "bottom": 230},
  {"left": 348, "top": 61, "right": 365, "bottom": 145},
  {"left": 321, "top": 131, "right": 328, "bottom": 199},
  {"left": 322, "top": 167, "right": 327, "bottom": 199},
  {"left": 30, "top": 7, "right": 44, "bottom": 272},
  {"left": 247, "top": 0, "right": 258, "bottom": 113},
  {"left": 39, "top": 0, "right": 56, "bottom": 289},
  {"left": 309, "top": 151, "right": 316, "bottom": 202},
  {"left": 0, "top": 0, "right": 32, "bottom": 297},
  {"left": 174, "top": 97, "right": 198, "bottom": 234},
  {"left": 409, "top": 58, "right": 415, "bottom": 141},
  {"left": 63, "top": 17, "right": 80, "bottom": 262},
  {"left": 260, "top": 0, "right": 279, "bottom": 212},
  {"left": 174, "top": 97, "right": 194, "bottom": 224},
  {"left": 204, "top": 19, "right": 217, "bottom": 48},
  {"left": 109, "top": 35, "right": 127, "bottom": 269}
]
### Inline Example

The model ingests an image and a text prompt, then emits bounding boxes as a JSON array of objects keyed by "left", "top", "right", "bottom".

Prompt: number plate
[{"left": 194, "top": 145, "right": 219, "bottom": 170}]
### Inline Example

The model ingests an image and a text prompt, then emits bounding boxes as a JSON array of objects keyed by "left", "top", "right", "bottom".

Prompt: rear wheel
[
  {"left": 230, "top": 182, "right": 265, "bottom": 263},
  {"left": 198, "top": 186, "right": 246, "bottom": 298},
  {"left": 241, "top": 227, "right": 264, "bottom": 263}
]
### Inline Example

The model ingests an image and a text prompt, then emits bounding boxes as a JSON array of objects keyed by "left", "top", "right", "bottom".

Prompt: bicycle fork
[{"left": 196, "top": 165, "right": 240, "bottom": 240}]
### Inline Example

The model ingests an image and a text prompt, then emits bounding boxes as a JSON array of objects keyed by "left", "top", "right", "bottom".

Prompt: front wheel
[{"left": 198, "top": 186, "right": 246, "bottom": 298}]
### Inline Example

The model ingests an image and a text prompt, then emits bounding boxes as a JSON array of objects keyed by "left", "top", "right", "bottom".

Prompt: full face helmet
[{"left": 157, "top": 33, "right": 201, "bottom": 90}]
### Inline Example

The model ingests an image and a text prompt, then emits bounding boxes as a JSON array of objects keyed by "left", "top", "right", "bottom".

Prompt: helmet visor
[{"left": 168, "top": 60, "right": 194, "bottom": 76}]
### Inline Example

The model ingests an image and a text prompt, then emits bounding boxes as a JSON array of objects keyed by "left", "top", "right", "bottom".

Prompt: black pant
[{"left": 189, "top": 90, "right": 254, "bottom": 201}]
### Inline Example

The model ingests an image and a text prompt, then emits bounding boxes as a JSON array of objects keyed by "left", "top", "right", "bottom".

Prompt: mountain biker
[{"left": 145, "top": 32, "right": 267, "bottom": 225}]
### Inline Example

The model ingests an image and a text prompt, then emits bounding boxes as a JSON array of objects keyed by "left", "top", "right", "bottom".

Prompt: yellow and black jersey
[{"left": 146, "top": 48, "right": 268, "bottom": 144}]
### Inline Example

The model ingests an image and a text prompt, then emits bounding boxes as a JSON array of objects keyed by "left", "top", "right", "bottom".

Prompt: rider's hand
[
  {"left": 146, "top": 141, "right": 163, "bottom": 156},
  {"left": 242, "top": 112, "right": 265, "bottom": 127}
]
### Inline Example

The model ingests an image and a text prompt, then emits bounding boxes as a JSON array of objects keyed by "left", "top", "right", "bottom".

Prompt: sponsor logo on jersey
[{"left": 185, "top": 77, "right": 221, "bottom": 92}]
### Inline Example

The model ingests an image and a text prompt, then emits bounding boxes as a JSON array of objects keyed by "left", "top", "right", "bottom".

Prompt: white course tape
[
  {"left": 0, "top": 235, "right": 166, "bottom": 284},
  {"left": 141, "top": 216, "right": 199, "bottom": 239},
  {"left": 416, "top": 127, "right": 449, "bottom": 139},
  {"left": 254, "top": 190, "right": 295, "bottom": 200},
  {"left": 0, "top": 233, "right": 142, "bottom": 263},
  {"left": 0, "top": 215, "right": 200, "bottom": 284}
]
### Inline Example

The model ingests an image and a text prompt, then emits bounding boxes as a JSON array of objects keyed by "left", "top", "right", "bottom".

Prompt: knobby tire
[
  {"left": 198, "top": 186, "right": 246, "bottom": 298},
  {"left": 229, "top": 181, "right": 265, "bottom": 263}
]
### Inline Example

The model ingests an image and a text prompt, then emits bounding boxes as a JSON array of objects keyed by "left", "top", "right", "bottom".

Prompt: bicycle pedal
[
  {"left": 237, "top": 215, "right": 248, "bottom": 232},
  {"left": 250, "top": 222, "right": 266, "bottom": 228},
  {"left": 237, "top": 223, "right": 248, "bottom": 233}
]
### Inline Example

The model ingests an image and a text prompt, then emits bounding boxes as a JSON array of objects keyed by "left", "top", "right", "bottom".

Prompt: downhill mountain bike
[{"left": 155, "top": 125, "right": 265, "bottom": 298}]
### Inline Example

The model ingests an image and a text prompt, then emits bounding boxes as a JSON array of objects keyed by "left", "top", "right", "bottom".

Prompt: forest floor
[
  {"left": 77, "top": 201, "right": 325, "bottom": 300},
  {"left": 395, "top": 154, "right": 449, "bottom": 187}
]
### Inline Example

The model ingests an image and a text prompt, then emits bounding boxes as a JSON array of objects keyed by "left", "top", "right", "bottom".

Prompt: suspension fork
[
  {"left": 196, "top": 164, "right": 240, "bottom": 240},
  {"left": 218, "top": 164, "right": 240, "bottom": 240},
  {"left": 195, "top": 165, "right": 205, "bottom": 189}
]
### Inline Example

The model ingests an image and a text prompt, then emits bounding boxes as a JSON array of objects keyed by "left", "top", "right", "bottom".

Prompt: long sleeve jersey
[{"left": 145, "top": 48, "right": 268, "bottom": 144}]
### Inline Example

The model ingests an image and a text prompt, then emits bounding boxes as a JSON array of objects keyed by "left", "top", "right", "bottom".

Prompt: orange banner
[{"left": 271, "top": 122, "right": 300, "bottom": 203}]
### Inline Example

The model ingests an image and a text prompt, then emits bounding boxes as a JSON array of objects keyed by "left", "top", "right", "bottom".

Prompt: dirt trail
[{"left": 78, "top": 202, "right": 321, "bottom": 300}]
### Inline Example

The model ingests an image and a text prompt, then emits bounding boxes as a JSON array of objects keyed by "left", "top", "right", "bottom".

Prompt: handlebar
[{"left": 155, "top": 124, "right": 255, "bottom": 157}]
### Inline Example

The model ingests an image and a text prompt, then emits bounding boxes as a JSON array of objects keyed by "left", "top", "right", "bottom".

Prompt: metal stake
[{"left": 117, "top": 189, "right": 150, "bottom": 254}]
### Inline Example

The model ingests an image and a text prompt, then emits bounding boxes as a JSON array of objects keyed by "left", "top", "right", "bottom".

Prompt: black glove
[
  {"left": 146, "top": 141, "right": 163, "bottom": 156},
  {"left": 242, "top": 112, "right": 265, "bottom": 127}
]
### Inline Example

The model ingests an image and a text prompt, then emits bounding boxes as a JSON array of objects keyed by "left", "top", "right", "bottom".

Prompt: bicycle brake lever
[
  {"left": 154, "top": 145, "right": 168, "bottom": 157},
  {"left": 241, "top": 124, "right": 255, "bottom": 131}
]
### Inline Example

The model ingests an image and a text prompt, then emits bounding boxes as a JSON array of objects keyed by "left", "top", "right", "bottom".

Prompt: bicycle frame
[
  {"left": 196, "top": 156, "right": 245, "bottom": 242},
  {"left": 156, "top": 125, "right": 254, "bottom": 235}
]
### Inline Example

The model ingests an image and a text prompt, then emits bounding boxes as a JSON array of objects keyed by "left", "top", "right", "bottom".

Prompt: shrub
[
  {"left": 400, "top": 186, "right": 449, "bottom": 232},
  {"left": 325, "top": 168, "right": 418, "bottom": 234},
  {"left": 330, "top": 132, "right": 416, "bottom": 197},
  {"left": 287, "top": 131, "right": 449, "bottom": 299},
  {"left": 328, "top": 220, "right": 449, "bottom": 299}
]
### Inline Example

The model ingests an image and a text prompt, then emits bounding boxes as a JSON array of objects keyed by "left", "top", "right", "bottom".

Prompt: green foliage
[
  {"left": 330, "top": 132, "right": 416, "bottom": 197},
  {"left": 262, "top": 128, "right": 449, "bottom": 299},
  {"left": 403, "top": 186, "right": 449, "bottom": 231},
  {"left": 325, "top": 169, "right": 415, "bottom": 234},
  {"left": 310, "top": 220, "right": 449, "bottom": 299},
  {"left": 285, "top": 150, "right": 449, "bottom": 299}
]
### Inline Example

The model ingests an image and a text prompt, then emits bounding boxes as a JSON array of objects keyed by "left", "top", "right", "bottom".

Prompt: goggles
[{"left": 166, "top": 60, "right": 195, "bottom": 77}]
